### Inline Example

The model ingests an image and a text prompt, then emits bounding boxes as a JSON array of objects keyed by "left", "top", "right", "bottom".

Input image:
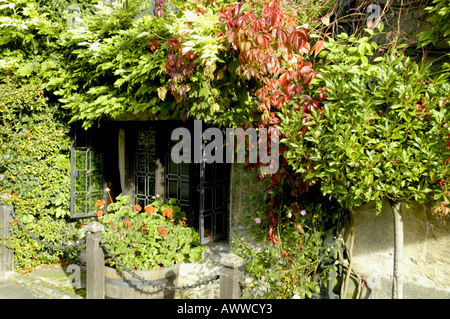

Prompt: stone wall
[
  {"left": 345, "top": 200, "right": 450, "bottom": 298},
  {"left": 176, "top": 242, "right": 231, "bottom": 299},
  {"left": 228, "top": 163, "right": 266, "bottom": 244}
]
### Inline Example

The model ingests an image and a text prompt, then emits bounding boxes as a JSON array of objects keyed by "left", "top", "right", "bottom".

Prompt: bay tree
[{"left": 278, "top": 32, "right": 450, "bottom": 298}]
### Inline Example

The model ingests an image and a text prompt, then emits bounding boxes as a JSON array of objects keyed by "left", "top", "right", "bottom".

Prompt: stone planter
[{"left": 105, "top": 263, "right": 180, "bottom": 299}]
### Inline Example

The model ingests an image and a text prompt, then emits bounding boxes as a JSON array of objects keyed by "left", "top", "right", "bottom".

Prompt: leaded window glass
[
  {"left": 165, "top": 147, "right": 190, "bottom": 211},
  {"left": 70, "top": 127, "right": 106, "bottom": 218},
  {"left": 199, "top": 160, "right": 229, "bottom": 244},
  {"left": 134, "top": 128, "right": 156, "bottom": 207}
]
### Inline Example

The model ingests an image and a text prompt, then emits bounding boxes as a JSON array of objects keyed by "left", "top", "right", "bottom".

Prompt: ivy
[{"left": 0, "top": 77, "right": 81, "bottom": 270}]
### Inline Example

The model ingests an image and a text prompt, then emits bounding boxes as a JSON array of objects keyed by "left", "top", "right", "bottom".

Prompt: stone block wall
[
  {"left": 228, "top": 163, "right": 266, "bottom": 244},
  {"left": 346, "top": 200, "right": 450, "bottom": 298}
]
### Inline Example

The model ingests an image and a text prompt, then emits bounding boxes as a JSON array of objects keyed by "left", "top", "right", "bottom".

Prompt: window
[
  {"left": 134, "top": 128, "right": 157, "bottom": 207},
  {"left": 70, "top": 120, "right": 230, "bottom": 244},
  {"left": 70, "top": 126, "right": 107, "bottom": 218}
]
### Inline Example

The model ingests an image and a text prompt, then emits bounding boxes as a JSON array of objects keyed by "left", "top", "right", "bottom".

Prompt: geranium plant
[{"left": 98, "top": 193, "right": 204, "bottom": 270}]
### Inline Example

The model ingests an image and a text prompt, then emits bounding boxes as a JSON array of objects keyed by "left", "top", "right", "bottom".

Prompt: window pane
[
  {"left": 169, "top": 159, "right": 178, "bottom": 175},
  {"left": 146, "top": 154, "right": 156, "bottom": 174},
  {"left": 148, "top": 178, "right": 155, "bottom": 198},
  {"left": 90, "top": 151, "right": 102, "bottom": 170},
  {"left": 75, "top": 150, "right": 87, "bottom": 170},
  {"left": 203, "top": 214, "right": 213, "bottom": 239},
  {"left": 74, "top": 196, "right": 86, "bottom": 215},
  {"left": 137, "top": 129, "right": 155, "bottom": 150},
  {"left": 203, "top": 187, "right": 213, "bottom": 211},
  {"left": 136, "top": 175, "right": 146, "bottom": 196},
  {"left": 75, "top": 173, "right": 87, "bottom": 194},
  {"left": 168, "top": 179, "right": 178, "bottom": 198},
  {"left": 204, "top": 163, "right": 214, "bottom": 182},
  {"left": 90, "top": 172, "right": 103, "bottom": 192},
  {"left": 215, "top": 186, "right": 224, "bottom": 209},
  {"left": 180, "top": 162, "right": 189, "bottom": 176},
  {"left": 134, "top": 129, "right": 156, "bottom": 206},
  {"left": 181, "top": 181, "right": 189, "bottom": 200},
  {"left": 215, "top": 212, "right": 225, "bottom": 236},
  {"left": 88, "top": 195, "right": 102, "bottom": 213},
  {"left": 136, "top": 152, "right": 147, "bottom": 173},
  {"left": 71, "top": 127, "right": 105, "bottom": 218},
  {"left": 135, "top": 197, "right": 146, "bottom": 208}
]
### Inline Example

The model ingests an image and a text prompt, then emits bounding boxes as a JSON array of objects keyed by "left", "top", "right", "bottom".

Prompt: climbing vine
[{"left": 1, "top": 0, "right": 449, "bottom": 297}]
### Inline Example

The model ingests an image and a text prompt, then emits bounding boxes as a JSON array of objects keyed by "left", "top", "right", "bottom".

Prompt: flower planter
[{"left": 104, "top": 263, "right": 180, "bottom": 299}]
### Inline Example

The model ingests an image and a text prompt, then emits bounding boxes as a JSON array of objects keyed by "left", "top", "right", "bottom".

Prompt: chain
[
  {"left": 10, "top": 210, "right": 86, "bottom": 250},
  {"left": 10, "top": 210, "right": 220, "bottom": 290},
  {"left": 101, "top": 243, "right": 220, "bottom": 291}
]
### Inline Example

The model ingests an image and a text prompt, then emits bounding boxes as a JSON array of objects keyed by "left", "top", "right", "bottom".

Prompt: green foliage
[
  {"left": 0, "top": 77, "right": 81, "bottom": 269},
  {"left": 0, "top": 78, "right": 71, "bottom": 217},
  {"left": 6, "top": 215, "right": 82, "bottom": 270},
  {"left": 417, "top": 0, "right": 450, "bottom": 48},
  {"left": 233, "top": 200, "right": 338, "bottom": 299},
  {"left": 100, "top": 194, "right": 205, "bottom": 270},
  {"left": 232, "top": 166, "right": 341, "bottom": 299},
  {"left": 279, "top": 33, "right": 450, "bottom": 213},
  {"left": 0, "top": 0, "right": 98, "bottom": 80},
  {"left": 44, "top": 1, "right": 243, "bottom": 128}
]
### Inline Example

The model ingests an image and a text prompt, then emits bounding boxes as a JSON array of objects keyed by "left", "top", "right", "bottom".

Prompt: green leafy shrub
[
  {"left": 233, "top": 200, "right": 338, "bottom": 299},
  {"left": 279, "top": 32, "right": 450, "bottom": 214},
  {"left": 0, "top": 77, "right": 81, "bottom": 270},
  {"left": 0, "top": 0, "right": 98, "bottom": 80},
  {"left": 100, "top": 193, "right": 205, "bottom": 270},
  {"left": 416, "top": 0, "right": 450, "bottom": 48}
]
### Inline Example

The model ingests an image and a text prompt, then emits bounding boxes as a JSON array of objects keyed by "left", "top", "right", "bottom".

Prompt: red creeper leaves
[{"left": 219, "top": 0, "right": 315, "bottom": 119}]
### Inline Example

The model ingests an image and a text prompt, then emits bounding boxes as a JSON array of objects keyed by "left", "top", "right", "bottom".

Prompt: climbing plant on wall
[
  {"left": 0, "top": 77, "right": 81, "bottom": 270},
  {"left": 1, "top": 0, "right": 449, "bottom": 298}
]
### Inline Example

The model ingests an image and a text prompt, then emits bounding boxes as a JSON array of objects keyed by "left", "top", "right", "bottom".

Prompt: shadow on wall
[{"left": 344, "top": 199, "right": 450, "bottom": 298}]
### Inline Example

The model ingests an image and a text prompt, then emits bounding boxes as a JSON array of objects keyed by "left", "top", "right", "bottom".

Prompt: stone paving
[{"left": 0, "top": 267, "right": 85, "bottom": 299}]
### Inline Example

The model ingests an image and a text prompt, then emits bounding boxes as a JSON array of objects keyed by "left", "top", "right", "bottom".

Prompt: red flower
[
  {"left": 157, "top": 226, "right": 169, "bottom": 236},
  {"left": 204, "top": 229, "right": 213, "bottom": 237},
  {"left": 123, "top": 220, "right": 131, "bottom": 228},
  {"left": 134, "top": 204, "right": 142, "bottom": 212},
  {"left": 145, "top": 205, "right": 156, "bottom": 215},
  {"left": 162, "top": 208, "right": 173, "bottom": 219},
  {"left": 96, "top": 199, "right": 106, "bottom": 208}
]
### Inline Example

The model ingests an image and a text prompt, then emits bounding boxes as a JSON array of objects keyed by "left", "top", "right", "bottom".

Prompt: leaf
[
  {"left": 278, "top": 73, "right": 290, "bottom": 87},
  {"left": 311, "top": 40, "right": 324, "bottom": 57},
  {"left": 157, "top": 86, "right": 168, "bottom": 101},
  {"left": 321, "top": 13, "right": 331, "bottom": 26}
]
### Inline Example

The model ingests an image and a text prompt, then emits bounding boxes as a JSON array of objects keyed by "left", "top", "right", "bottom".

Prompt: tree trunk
[
  {"left": 391, "top": 201, "right": 403, "bottom": 299},
  {"left": 341, "top": 210, "right": 355, "bottom": 298}
]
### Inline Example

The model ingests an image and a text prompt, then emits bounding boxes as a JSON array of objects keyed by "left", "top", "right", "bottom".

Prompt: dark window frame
[{"left": 70, "top": 120, "right": 230, "bottom": 244}]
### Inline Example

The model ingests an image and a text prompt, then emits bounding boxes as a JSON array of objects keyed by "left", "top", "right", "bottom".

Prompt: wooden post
[
  {"left": 86, "top": 221, "right": 105, "bottom": 299},
  {"left": 0, "top": 205, "right": 14, "bottom": 275},
  {"left": 220, "top": 253, "right": 244, "bottom": 299}
]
